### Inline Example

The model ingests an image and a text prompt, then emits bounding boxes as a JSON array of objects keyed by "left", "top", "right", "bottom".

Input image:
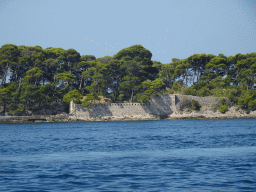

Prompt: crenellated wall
[
  {"left": 70, "top": 94, "right": 176, "bottom": 120},
  {"left": 69, "top": 94, "right": 226, "bottom": 120}
]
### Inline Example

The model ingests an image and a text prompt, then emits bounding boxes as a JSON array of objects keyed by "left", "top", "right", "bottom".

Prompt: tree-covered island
[{"left": 0, "top": 43, "right": 256, "bottom": 116}]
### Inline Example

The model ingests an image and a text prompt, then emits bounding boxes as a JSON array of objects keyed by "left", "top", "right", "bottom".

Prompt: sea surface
[{"left": 0, "top": 119, "right": 256, "bottom": 192}]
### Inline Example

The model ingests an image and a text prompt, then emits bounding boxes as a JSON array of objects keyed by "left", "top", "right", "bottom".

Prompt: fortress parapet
[{"left": 69, "top": 94, "right": 226, "bottom": 120}]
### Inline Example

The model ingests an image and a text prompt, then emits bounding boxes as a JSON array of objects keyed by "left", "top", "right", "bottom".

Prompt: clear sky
[{"left": 0, "top": 0, "right": 256, "bottom": 64}]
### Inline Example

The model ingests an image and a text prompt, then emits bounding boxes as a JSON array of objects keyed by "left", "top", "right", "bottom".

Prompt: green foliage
[
  {"left": 135, "top": 79, "right": 165, "bottom": 103},
  {"left": 55, "top": 72, "right": 76, "bottom": 92},
  {"left": 117, "top": 93, "right": 124, "bottom": 102},
  {"left": 19, "top": 85, "right": 39, "bottom": 101},
  {"left": 186, "top": 108, "right": 192, "bottom": 113},
  {"left": 248, "top": 99, "right": 256, "bottom": 110},
  {"left": 211, "top": 98, "right": 230, "bottom": 113},
  {"left": 80, "top": 93, "right": 100, "bottom": 108},
  {"left": 152, "top": 60, "right": 162, "bottom": 72},
  {"left": 197, "top": 87, "right": 210, "bottom": 97},
  {"left": 55, "top": 72, "right": 76, "bottom": 82},
  {"left": 205, "top": 56, "right": 228, "bottom": 76},
  {"left": 219, "top": 105, "right": 228, "bottom": 114},
  {"left": 63, "top": 89, "right": 83, "bottom": 112},
  {"left": 22, "top": 67, "right": 43, "bottom": 86},
  {"left": 169, "top": 81, "right": 182, "bottom": 93},
  {"left": 39, "top": 83, "right": 61, "bottom": 99},
  {"left": 237, "top": 89, "right": 256, "bottom": 109},
  {"left": 113, "top": 44, "right": 158, "bottom": 81},
  {"left": 185, "top": 100, "right": 201, "bottom": 111},
  {"left": 9, "top": 107, "right": 24, "bottom": 114},
  {"left": 0, "top": 82, "right": 19, "bottom": 100},
  {"left": 0, "top": 44, "right": 20, "bottom": 85},
  {"left": 1, "top": 43, "right": 256, "bottom": 115},
  {"left": 96, "top": 56, "right": 112, "bottom": 64},
  {"left": 182, "top": 87, "right": 196, "bottom": 96},
  {"left": 218, "top": 98, "right": 230, "bottom": 106}
]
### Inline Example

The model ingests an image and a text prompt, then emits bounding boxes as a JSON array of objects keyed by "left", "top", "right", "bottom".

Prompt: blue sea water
[{"left": 0, "top": 119, "right": 256, "bottom": 192}]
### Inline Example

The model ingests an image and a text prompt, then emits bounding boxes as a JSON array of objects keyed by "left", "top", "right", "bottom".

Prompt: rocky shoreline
[
  {"left": 0, "top": 114, "right": 69, "bottom": 123},
  {"left": 1, "top": 106, "right": 256, "bottom": 123},
  {"left": 168, "top": 106, "right": 256, "bottom": 119},
  {"left": 67, "top": 106, "right": 256, "bottom": 122}
]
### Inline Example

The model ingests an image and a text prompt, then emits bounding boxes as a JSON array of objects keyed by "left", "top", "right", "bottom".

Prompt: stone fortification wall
[
  {"left": 69, "top": 94, "right": 176, "bottom": 120},
  {"left": 69, "top": 94, "right": 227, "bottom": 120},
  {"left": 175, "top": 95, "right": 226, "bottom": 111}
]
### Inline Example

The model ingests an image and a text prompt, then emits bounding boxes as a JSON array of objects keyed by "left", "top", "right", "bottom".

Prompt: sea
[{"left": 0, "top": 119, "right": 256, "bottom": 192}]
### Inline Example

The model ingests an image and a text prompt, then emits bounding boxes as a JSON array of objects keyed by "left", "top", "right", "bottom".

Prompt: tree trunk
[
  {"left": 79, "top": 77, "right": 83, "bottom": 90},
  {"left": 3, "top": 100, "right": 6, "bottom": 115},
  {"left": 54, "top": 76, "right": 56, "bottom": 89},
  {"left": 192, "top": 70, "right": 196, "bottom": 84},
  {"left": 1, "top": 66, "right": 8, "bottom": 86},
  {"left": 130, "top": 88, "right": 134, "bottom": 103},
  {"left": 68, "top": 62, "right": 71, "bottom": 73},
  {"left": 18, "top": 79, "right": 21, "bottom": 91},
  {"left": 197, "top": 70, "right": 200, "bottom": 83},
  {"left": 114, "top": 84, "right": 118, "bottom": 101}
]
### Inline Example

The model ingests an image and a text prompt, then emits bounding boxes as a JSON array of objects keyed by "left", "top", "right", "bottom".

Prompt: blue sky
[{"left": 0, "top": 0, "right": 256, "bottom": 64}]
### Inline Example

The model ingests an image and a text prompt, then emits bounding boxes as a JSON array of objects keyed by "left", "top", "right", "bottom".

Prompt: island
[{"left": 0, "top": 44, "right": 256, "bottom": 122}]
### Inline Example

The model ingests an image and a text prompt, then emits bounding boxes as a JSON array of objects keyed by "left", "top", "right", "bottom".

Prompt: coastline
[
  {"left": 1, "top": 116, "right": 256, "bottom": 124},
  {"left": 1, "top": 106, "right": 256, "bottom": 123}
]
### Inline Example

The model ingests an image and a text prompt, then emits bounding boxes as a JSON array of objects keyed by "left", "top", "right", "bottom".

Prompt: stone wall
[
  {"left": 70, "top": 94, "right": 176, "bottom": 120},
  {"left": 69, "top": 94, "right": 227, "bottom": 120},
  {"left": 175, "top": 94, "right": 226, "bottom": 110},
  {"left": 178, "top": 95, "right": 226, "bottom": 106}
]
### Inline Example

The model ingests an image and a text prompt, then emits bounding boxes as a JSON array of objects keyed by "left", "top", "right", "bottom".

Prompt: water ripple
[{"left": 0, "top": 119, "right": 256, "bottom": 191}]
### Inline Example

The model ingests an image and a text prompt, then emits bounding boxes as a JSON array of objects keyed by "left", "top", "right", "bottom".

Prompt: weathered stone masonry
[{"left": 69, "top": 94, "right": 226, "bottom": 120}]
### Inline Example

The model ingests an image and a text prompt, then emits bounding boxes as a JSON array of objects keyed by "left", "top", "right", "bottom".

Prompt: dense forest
[{"left": 0, "top": 43, "right": 256, "bottom": 115}]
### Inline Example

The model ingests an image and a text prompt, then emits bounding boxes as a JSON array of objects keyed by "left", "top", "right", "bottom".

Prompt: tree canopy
[{"left": 0, "top": 43, "right": 256, "bottom": 115}]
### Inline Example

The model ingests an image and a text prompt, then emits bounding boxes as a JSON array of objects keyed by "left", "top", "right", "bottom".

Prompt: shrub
[
  {"left": 190, "top": 100, "right": 201, "bottom": 111},
  {"left": 186, "top": 108, "right": 192, "bottom": 113},
  {"left": 237, "top": 89, "right": 256, "bottom": 109},
  {"left": 212, "top": 98, "right": 230, "bottom": 113},
  {"left": 219, "top": 105, "right": 228, "bottom": 114},
  {"left": 9, "top": 107, "right": 24, "bottom": 114},
  {"left": 80, "top": 93, "right": 100, "bottom": 108},
  {"left": 170, "top": 81, "right": 182, "bottom": 93},
  {"left": 168, "top": 89, "right": 174, "bottom": 94},
  {"left": 183, "top": 87, "right": 196, "bottom": 96},
  {"left": 197, "top": 87, "right": 210, "bottom": 97},
  {"left": 219, "top": 98, "right": 228, "bottom": 106},
  {"left": 248, "top": 99, "right": 256, "bottom": 110}
]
